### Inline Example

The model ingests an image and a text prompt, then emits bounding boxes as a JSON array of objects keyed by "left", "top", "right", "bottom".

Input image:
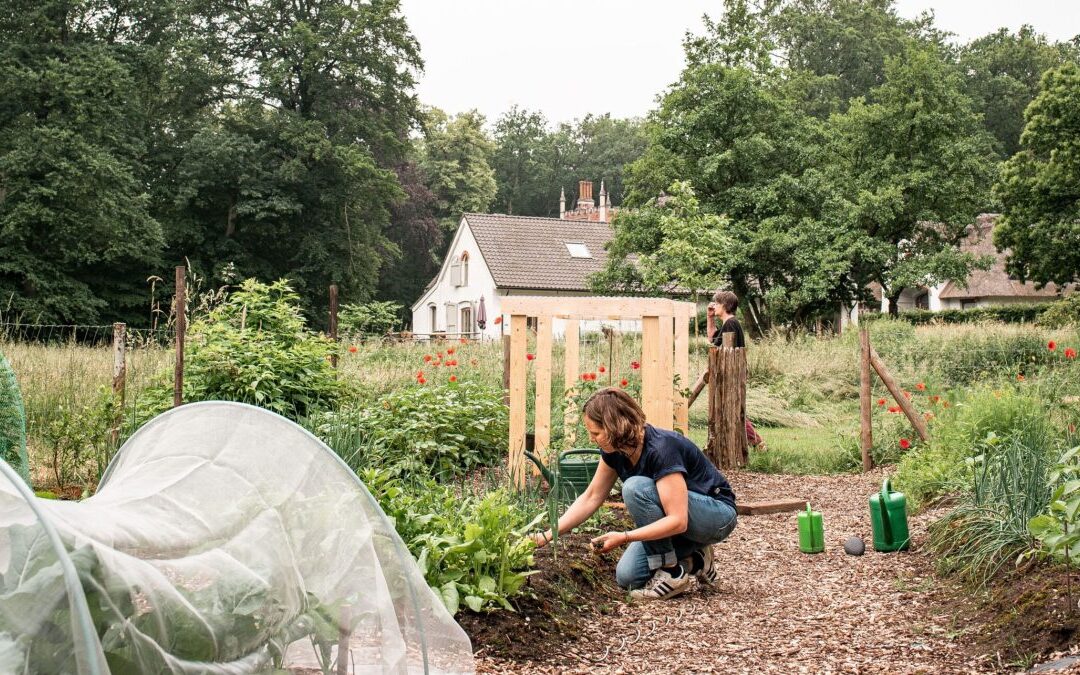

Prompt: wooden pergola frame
[{"left": 502, "top": 296, "right": 697, "bottom": 487}]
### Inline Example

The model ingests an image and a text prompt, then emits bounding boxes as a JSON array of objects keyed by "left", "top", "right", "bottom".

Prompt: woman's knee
[
  {"left": 621, "top": 475, "right": 657, "bottom": 503},
  {"left": 615, "top": 547, "right": 650, "bottom": 589}
]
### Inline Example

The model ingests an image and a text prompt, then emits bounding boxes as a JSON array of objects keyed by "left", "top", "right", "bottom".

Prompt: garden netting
[{"left": 0, "top": 401, "right": 474, "bottom": 674}]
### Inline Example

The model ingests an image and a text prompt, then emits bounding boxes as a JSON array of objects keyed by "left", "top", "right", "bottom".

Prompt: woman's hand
[
  {"left": 530, "top": 531, "right": 551, "bottom": 548},
  {"left": 590, "top": 531, "right": 630, "bottom": 554}
]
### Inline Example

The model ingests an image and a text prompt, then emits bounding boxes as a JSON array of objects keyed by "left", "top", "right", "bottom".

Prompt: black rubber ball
[{"left": 844, "top": 536, "right": 865, "bottom": 556}]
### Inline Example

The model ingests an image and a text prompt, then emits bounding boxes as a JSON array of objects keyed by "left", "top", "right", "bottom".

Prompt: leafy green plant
[
  {"left": 361, "top": 470, "right": 540, "bottom": 614},
  {"left": 1038, "top": 295, "right": 1080, "bottom": 329},
  {"left": 1027, "top": 446, "right": 1080, "bottom": 566},
  {"left": 0, "top": 352, "right": 30, "bottom": 484},
  {"left": 339, "top": 301, "right": 403, "bottom": 338},
  {"left": 39, "top": 386, "right": 116, "bottom": 489}
]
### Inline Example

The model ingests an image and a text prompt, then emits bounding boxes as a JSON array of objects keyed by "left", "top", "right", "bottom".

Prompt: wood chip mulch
[{"left": 475, "top": 469, "right": 1003, "bottom": 674}]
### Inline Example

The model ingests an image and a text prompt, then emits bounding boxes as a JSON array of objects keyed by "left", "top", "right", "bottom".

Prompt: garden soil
[{"left": 470, "top": 469, "right": 1078, "bottom": 674}]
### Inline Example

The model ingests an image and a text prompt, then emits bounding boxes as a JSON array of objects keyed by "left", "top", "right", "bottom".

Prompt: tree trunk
[{"left": 888, "top": 292, "right": 901, "bottom": 317}]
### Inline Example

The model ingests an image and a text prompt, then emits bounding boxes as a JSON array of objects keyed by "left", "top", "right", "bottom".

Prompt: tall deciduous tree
[
  {"left": 490, "top": 106, "right": 556, "bottom": 216},
  {"left": 994, "top": 62, "right": 1080, "bottom": 287},
  {"left": 418, "top": 108, "right": 497, "bottom": 233}
]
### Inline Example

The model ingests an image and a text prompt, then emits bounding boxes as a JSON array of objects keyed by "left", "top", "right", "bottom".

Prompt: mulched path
[{"left": 475, "top": 468, "right": 1000, "bottom": 674}]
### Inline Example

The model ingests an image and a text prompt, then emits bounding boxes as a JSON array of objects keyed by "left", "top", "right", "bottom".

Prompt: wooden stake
[
  {"left": 869, "top": 346, "right": 930, "bottom": 442},
  {"left": 534, "top": 315, "right": 552, "bottom": 466},
  {"left": 509, "top": 315, "right": 528, "bottom": 487},
  {"left": 859, "top": 327, "right": 873, "bottom": 471},
  {"left": 687, "top": 370, "right": 709, "bottom": 409},
  {"left": 502, "top": 334, "right": 511, "bottom": 406},
  {"left": 563, "top": 320, "right": 579, "bottom": 449},
  {"left": 329, "top": 284, "right": 339, "bottom": 368},
  {"left": 111, "top": 322, "right": 126, "bottom": 446},
  {"left": 706, "top": 332, "right": 747, "bottom": 469},
  {"left": 336, "top": 604, "right": 350, "bottom": 675},
  {"left": 674, "top": 315, "right": 690, "bottom": 434},
  {"left": 173, "top": 266, "right": 186, "bottom": 408}
]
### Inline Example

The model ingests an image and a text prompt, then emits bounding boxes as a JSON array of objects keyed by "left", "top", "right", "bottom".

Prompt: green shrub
[
  {"left": 862, "top": 304, "right": 1052, "bottom": 326},
  {"left": 39, "top": 387, "right": 116, "bottom": 489},
  {"left": 1038, "top": 294, "right": 1080, "bottom": 328},
  {"left": 896, "top": 387, "right": 1053, "bottom": 508},
  {"left": 362, "top": 469, "right": 540, "bottom": 614},
  {"left": 142, "top": 279, "right": 341, "bottom": 420},
  {"left": 0, "top": 353, "right": 30, "bottom": 484},
  {"left": 928, "top": 429, "right": 1056, "bottom": 586},
  {"left": 1028, "top": 445, "right": 1080, "bottom": 566},
  {"left": 312, "top": 380, "right": 508, "bottom": 479},
  {"left": 339, "top": 301, "right": 403, "bottom": 337}
]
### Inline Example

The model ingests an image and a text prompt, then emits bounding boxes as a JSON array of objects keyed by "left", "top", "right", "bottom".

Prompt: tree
[
  {"left": 958, "top": 26, "right": 1080, "bottom": 158},
  {"left": 827, "top": 44, "right": 999, "bottom": 314},
  {"left": 994, "top": 62, "right": 1080, "bottom": 287},
  {"left": 490, "top": 107, "right": 556, "bottom": 216},
  {"left": 549, "top": 115, "right": 648, "bottom": 208},
  {"left": 376, "top": 161, "right": 442, "bottom": 315},
  {"left": 418, "top": 108, "right": 497, "bottom": 233}
]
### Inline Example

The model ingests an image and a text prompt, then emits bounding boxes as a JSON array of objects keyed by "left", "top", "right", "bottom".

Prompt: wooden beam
[
  {"left": 509, "top": 314, "right": 528, "bottom": 487},
  {"left": 563, "top": 319, "right": 579, "bottom": 450},
  {"left": 674, "top": 314, "right": 690, "bottom": 434},
  {"left": 687, "top": 370, "right": 709, "bottom": 409},
  {"left": 869, "top": 346, "right": 930, "bottom": 442},
  {"left": 736, "top": 499, "right": 806, "bottom": 516},
  {"left": 534, "top": 314, "right": 553, "bottom": 467},
  {"left": 859, "top": 327, "right": 873, "bottom": 471},
  {"left": 641, "top": 316, "right": 662, "bottom": 426},
  {"left": 500, "top": 296, "right": 696, "bottom": 320},
  {"left": 657, "top": 315, "right": 675, "bottom": 429}
]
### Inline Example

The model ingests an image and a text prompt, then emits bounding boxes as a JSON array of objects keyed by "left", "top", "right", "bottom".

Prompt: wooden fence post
[
  {"left": 111, "top": 322, "right": 126, "bottom": 446},
  {"left": 329, "top": 284, "right": 339, "bottom": 368},
  {"left": 502, "top": 334, "right": 511, "bottom": 406},
  {"left": 706, "top": 332, "right": 747, "bottom": 469},
  {"left": 173, "top": 266, "right": 186, "bottom": 408},
  {"left": 869, "top": 346, "right": 930, "bottom": 442},
  {"left": 859, "top": 327, "right": 873, "bottom": 471}
]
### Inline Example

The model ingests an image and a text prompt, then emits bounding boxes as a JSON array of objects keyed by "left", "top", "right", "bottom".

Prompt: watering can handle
[
  {"left": 879, "top": 492, "right": 893, "bottom": 544},
  {"left": 561, "top": 449, "right": 603, "bottom": 459},
  {"left": 882, "top": 478, "right": 892, "bottom": 496}
]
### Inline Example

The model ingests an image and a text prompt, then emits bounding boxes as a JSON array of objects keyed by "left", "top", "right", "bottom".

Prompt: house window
[
  {"left": 565, "top": 242, "right": 592, "bottom": 258},
  {"left": 460, "top": 306, "right": 473, "bottom": 336},
  {"left": 460, "top": 251, "right": 469, "bottom": 286},
  {"left": 429, "top": 304, "right": 437, "bottom": 332}
]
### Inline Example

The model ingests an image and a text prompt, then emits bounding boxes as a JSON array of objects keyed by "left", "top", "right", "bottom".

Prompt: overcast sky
[{"left": 399, "top": 0, "right": 1080, "bottom": 125}]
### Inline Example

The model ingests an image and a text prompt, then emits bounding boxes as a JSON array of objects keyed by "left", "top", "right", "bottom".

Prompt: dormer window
[{"left": 565, "top": 242, "right": 592, "bottom": 259}]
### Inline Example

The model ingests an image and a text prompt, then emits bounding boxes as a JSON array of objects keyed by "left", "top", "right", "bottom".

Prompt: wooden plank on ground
[{"left": 736, "top": 499, "right": 807, "bottom": 516}]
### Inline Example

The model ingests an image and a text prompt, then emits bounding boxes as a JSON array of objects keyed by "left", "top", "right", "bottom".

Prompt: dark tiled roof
[
  {"left": 464, "top": 213, "right": 613, "bottom": 292},
  {"left": 939, "top": 214, "right": 1068, "bottom": 299}
]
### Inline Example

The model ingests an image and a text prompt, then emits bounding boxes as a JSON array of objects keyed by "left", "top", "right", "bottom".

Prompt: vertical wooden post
[
  {"left": 508, "top": 314, "right": 528, "bottom": 487},
  {"left": 657, "top": 315, "right": 674, "bottom": 428},
  {"left": 607, "top": 328, "right": 614, "bottom": 385},
  {"left": 641, "top": 316, "right": 661, "bottom": 425},
  {"left": 674, "top": 314, "right": 690, "bottom": 434},
  {"left": 502, "top": 334, "right": 511, "bottom": 406},
  {"left": 173, "top": 266, "right": 186, "bottom": 408},
  {"left": 111, "top": 322, "right": 126, "bottom": 446},
  {"left": 563, "top": 319, "right": 579, "bottom": 449},
  {"left": 870, "top": 346, "right": 930, "bottom": 442},
  {"left": 329, "top": 284, "right": 339, "bottom": 368},
  {"left": 706, "top": 332, "right": 747, "bottom": 469},
  {"left": 859, "top": 327, "right": 873, "bottom": 471},
  {"left": 534, "top": 315, "right": 553, "bottom": 466}
]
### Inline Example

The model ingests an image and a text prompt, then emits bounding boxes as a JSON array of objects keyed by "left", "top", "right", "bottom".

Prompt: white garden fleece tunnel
[{"left": 0, "top": 401, "right": 474, "bottom": 674}]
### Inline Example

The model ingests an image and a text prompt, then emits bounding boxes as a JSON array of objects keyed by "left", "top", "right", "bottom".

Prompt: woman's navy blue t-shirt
[{"left": 600, "top": 425, "right": 736, "bottom": 507}]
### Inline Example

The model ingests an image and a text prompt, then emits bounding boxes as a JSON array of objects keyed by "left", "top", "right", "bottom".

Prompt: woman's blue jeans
[{"left": 615, "top": 475, "right": 737, "bottom": 589}]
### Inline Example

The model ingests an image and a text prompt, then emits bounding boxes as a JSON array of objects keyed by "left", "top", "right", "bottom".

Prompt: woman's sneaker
[
  {"left": 695, "top": 545, "right": 720, "bottom": 586},
  {"left": 629, "top": 566, "right": 692, "bottom": 601}
]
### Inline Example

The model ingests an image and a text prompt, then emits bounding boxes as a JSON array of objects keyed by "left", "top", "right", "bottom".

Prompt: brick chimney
[
  {"left": 576, "top": 180, "right": 594, "bottom": 210},
  {"left": 598, "top": 181, "right": 608, "bottom": 223}
]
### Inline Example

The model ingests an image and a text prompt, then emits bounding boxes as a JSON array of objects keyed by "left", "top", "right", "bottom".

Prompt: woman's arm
[
  {"left": 592, "top": 473, "right": 689, "bottom": 553},
  {"left": 532, "top": 459, "right": 619, "bottom": 547}
]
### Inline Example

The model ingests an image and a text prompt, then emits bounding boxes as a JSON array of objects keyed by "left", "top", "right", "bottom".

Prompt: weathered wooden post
[
  {"left": 706, "top": 332, "right": 748, "bottom": 469},
  {"left": 173, "top": 266, "right": 186, "bottom": 408},
  {"left": 329, "top": 284, "right": 339, "bottom": 368},
  {"left": 870, "top": 346, "right": 930, "bottom": 442},
  {"left": 859, "top": 327, "right": 873, "bottom": 471},
  {"left": 111, "top": 322, "right": 126, "bottom": 445}
]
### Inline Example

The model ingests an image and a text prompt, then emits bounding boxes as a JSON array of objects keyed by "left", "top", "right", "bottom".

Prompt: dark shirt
[
  {"left": 601, "top": 425, "right": 736, "bottom": 507},
  {"left": 711, "top": 317, "right": 745, "bottom": 348}
]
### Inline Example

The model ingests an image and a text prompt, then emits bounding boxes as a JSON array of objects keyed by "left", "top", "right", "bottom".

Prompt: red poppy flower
[
  {"left": 460, "top": 338, "right": 468, "bottom": 344},
  {"left": 449, "top": 375, "right": 457, "bottom": 383},
  {"left": 598, "top": 365, "right": 606, "bottom": 373},
  {"left": 630, "top": 361, "right": 641, "bottom": 370},
  {"left": 581, "top": 373, "right": 590, "bottom": 381},
  {"left": 526, "top": 353, "right": 535, "bottom": 361},
  {"left": 1067, "top": 348, "right": 1077, "bottom": 360},
  {"left": 348, "top": 345, "right": 358, "bottom": 353},
  {"left": 418, "top": 377, "right": 427, "bottom": 384},
  {"left": 877, "top": 398, "right": 886, "bottom": 406},
  {"left": 1049, "top": 340, "right": 1057, "bottom": 351},
  {"left": 494, "top": 316, "right": 502, "bottom": 325},
  {"left": 620, "top": 379, "right": 629, "bottom": 387},
  {"left": 423, "top": 354, "right": 432, "bottom": 362},
  {"left": 1017, "top": 373, "right": 1025, "bottom": 381},
  {"left": 417, "top": 371, "right": 424, "bottom": 378},
  {"left": 447, "top": 347, "right": 455, "bottom": 355},
  {"left": 899, "top": 438, "right": 911, "bottom": 450},
  {"left": 436, "top": 352, "right": 443, "bottom": 358},
  {"left": 930, "top": 395, "right": 941, "bottom": 404},
  {"left": 887, "top": 406, "right": 900, "bottom": 413},
  {"left": 916, "top": 383, "right": 926, "bottom": 391},
  {"left": 924, "top": 412, "right": 934, "bottom": 421}
]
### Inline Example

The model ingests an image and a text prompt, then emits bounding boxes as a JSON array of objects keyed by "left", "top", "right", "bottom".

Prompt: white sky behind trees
[{"left": 399, "top": 0, "right": 1080, "bottom": 125}]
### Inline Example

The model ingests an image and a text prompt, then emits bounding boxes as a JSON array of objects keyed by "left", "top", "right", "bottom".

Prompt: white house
[
  {"left": 880, "top": 213, "right": 1069, "bottom": 314},
  {"left": 411, "top": 181, "right": 640, "bottom": 339}
]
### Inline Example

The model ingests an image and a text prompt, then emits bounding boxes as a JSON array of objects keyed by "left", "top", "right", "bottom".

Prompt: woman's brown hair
[{"left": 583, "top": 388, "right": 647, "bottom": 454}]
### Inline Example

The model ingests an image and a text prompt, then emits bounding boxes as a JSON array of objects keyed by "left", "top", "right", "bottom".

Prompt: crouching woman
[{"left": 531, "top": 388, "right": 737, "bottom": 600}]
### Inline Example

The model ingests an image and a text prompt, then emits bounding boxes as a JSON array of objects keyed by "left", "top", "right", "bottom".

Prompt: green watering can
[
  {"left": 523, "top": 447, "right": 602, "bottom": 502},
  {"left": 798, "top": 502, "right": 825, "bottom": 554},
  {"left": 870, "top": 478, "right": 910, "bottom": 552}
]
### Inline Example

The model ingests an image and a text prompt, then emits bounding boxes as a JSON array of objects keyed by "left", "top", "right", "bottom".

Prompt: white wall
[{"left": 410, "top": 219, "right": 500, "bottom": 338}]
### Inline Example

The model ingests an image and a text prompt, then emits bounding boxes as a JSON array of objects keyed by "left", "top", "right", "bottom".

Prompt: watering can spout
[{"left": 523, "top": 450, "right": 555, "bottom": 484}]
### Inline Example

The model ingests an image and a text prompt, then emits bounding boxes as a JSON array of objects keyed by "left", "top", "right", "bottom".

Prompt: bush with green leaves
[
  {"left": 1038, "top": 294, "right": 1080, "bottom": 329},
  {"left": 862, "top": 304, "right": 1053, "bottom": 326},
  {"left": 339, "top": 301, "right": 403, "bottom": 337},
  {"left": 361, "top": 469, "right": 540, "bottom": 614},
  {"left": 0, "top": 353, "right": 30, "bottom": 484},
  {"left": 142, "top": 279, "right": 341, "bottom": 420},
  {"left": 312, "top": 380, "right": 507, "bottom": 479},
  {"left": 1028, "top": 445, "right": 1080, "bottom": 566},
  {"left": 895, "top": 387, "right": 1053, "bottom": 507}
]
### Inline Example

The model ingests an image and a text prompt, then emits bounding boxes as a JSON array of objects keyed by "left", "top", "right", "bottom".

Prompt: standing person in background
[{"left": 706, "top": 290, "right": 765, "bottom": 454}]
